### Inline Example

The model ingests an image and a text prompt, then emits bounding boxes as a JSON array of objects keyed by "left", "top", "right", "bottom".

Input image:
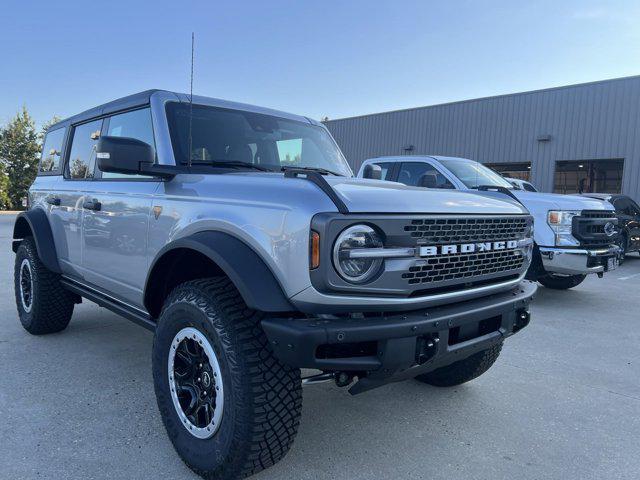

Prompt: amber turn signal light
[{"left": 310, "top": 231, "right": 320, "bottom": 269}]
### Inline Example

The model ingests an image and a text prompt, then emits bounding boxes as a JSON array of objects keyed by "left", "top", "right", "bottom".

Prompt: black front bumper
[{"left": 262, "top": 280, "right": 537, "bottom": 394}]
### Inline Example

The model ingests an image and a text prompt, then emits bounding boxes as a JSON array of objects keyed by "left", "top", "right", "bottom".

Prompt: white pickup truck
[{"left": 358, "top": 155, "right": 620, "bottom": 290}]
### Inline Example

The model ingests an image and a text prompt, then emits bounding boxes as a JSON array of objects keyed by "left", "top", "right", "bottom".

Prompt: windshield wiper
[
  {"left": 281, "top": 165, "right": 344, "bottom": 177},
  {"left": 194, "top": 160, "right": 274, "bottom": 172}
]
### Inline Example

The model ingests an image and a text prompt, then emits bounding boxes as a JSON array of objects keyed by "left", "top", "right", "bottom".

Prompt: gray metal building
[{"left": 324, "top": 75, "right": 640, "bottom": 202}]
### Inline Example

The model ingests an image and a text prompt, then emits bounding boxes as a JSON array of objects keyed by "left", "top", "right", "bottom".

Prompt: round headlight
[{"left": 332, "top": 225, "right": 383, "bottom": 283}]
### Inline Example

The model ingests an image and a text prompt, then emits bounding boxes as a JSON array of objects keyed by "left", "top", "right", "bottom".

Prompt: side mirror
[
  {"left": 418, "top": 173, "right": 438, "bottom": 188},
  {"left": 363, "top": 163, "right": 382, "bottom": 180},
  {"left": 96, "top": 136, "right": 155, "bottom": 176}
]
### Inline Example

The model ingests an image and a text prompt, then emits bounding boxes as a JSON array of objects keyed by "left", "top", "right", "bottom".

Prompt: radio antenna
[{"left": 188, "top": 32, "right": 195, "bottom": 169}]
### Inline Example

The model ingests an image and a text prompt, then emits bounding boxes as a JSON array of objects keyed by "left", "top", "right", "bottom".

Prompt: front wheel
[
  {"left": 538, "top": 273, "right": 587, "bottom": 290},
  {"left": 152, "top": 277, "right": 302, "bottom": 480},
  {"left": 616, "top": 234, "right": 628, "bottom": 265}
]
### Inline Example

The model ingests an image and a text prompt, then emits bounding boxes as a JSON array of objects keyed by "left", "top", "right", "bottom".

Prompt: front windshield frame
[
  {"left": 165, "top": 102, "right": 353, "bottom": 176},
  {"left": 438, "top": 158, "right": 514, "bottom": 189}
]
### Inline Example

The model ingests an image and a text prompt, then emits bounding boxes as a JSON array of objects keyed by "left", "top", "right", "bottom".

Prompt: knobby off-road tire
[
  {"left": 152, "top": 277, "right": 302, "bottom": 480},
  {"left": 538, "top": 273, "right": 587, "bottom": 290},
  {"left": 14, "top": 237, "right": 75, "bottom": 334},
  {"left": 415, "top": 343, "right": 503, "bottom": 387}
]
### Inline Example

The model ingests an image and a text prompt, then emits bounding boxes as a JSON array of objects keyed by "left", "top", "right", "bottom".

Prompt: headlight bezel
[{"left": 332, "top": 224, "right": 384, "bottom": 284}]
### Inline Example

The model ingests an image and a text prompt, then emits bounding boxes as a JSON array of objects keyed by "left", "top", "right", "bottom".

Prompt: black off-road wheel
[
  {"left": 415, "top": 343, "right": 503, "bottom": 387},
  {"left": 538, "top": 273, "right": 587, "bottom": 290},
  {"left": 14, "top": 237, "right": 75, "bottom": 335},
  {"left": 152, "top": 277, "right": 302, "bottom": 480}
]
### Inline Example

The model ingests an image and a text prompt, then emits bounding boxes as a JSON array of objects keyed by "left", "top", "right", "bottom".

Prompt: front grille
[
  {"left": 404, "top": 217, "right": 529, "bottom": 243},
  {"left": 398, "top": 215, "right": 532, "bottom": 288},
  {"left": 402, "top": 249, "right": 526, "bottom": 285},
  {"left": 580, "top": 210, "right": 614, "bottom": 219},
  {"left": 573, "top": 210, "right": 617, "bottom": 248}
]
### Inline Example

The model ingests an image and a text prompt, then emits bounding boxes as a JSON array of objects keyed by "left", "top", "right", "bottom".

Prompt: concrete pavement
[{"left": 0, "top": 213, "right": 639, "bottom": 479}]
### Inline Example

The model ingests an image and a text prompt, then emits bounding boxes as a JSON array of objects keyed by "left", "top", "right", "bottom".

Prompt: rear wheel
[
  {"left": 152, "top": 277, "right": 302, "bottom": 480},
  {"left": 538, "top": 273, "right": 586, "bottom": 290},
  {"left": 14, "top": 237, "right": 75, "bottom": 334},
  {"left": 415, "top": 343, "right": 503, "bottom": 387}
]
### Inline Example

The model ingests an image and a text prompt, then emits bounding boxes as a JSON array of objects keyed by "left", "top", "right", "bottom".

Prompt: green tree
[
  {"left": 0, "top": 107, "right": 40, "bottom": 209},
  {"left": 0, "top": 169, "right": 10, "bottom": 209}
]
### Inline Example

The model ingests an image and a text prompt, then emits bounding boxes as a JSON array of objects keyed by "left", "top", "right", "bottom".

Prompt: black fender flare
[
  {"left": 144, "top": 231, "right": 294, "bottom": 314},
  {"left": 12, "top": 209, "right": 61, "bottom": 273}
]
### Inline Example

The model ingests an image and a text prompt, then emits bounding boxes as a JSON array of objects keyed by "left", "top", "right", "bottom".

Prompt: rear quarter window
[{"left": 39, "top": 127, "right": 66, "bottom": 174}]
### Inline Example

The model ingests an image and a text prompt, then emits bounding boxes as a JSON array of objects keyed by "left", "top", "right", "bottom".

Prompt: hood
[
  {"left": 324, "top": 177, "right": 527, "bottom": 214},
  {"left": 511, "top": 190, "right": 615, "bottom": 211}
]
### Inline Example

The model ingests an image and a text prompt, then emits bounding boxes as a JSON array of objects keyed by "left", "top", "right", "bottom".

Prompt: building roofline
[{"left": 324, "top": 74, "right": 640, "bottom": 124}]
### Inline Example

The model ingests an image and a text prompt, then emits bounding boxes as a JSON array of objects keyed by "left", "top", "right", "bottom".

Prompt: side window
[
  {"left": 101, "top": 108, "right": 155, "bottom": 179},
  {"left": 398, "top": 162, "right": 455, "bottom": 188},
  {"left": 39, "top": 128, "right": 66, "bottom": 173},
  {"left": 66, "top": 120, "right": 103, "bottom": 179},
  {"left": 374, "top": 162, "right": 395, "bottom": 180}
]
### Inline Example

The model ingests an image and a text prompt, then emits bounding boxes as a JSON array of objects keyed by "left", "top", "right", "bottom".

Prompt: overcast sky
[{"left": 1, "top": 0, "right": 639, "bottom": 127}]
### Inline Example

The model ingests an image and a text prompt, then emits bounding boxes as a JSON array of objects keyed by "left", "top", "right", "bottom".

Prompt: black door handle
[
  {"left": 83, "top": 199, "right": 102, "bottom": 211},
  {"left": 46, "top": 196, "right": 61, "bottom": 206}
]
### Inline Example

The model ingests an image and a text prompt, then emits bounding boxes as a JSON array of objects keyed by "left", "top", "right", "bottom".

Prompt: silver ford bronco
[{"left": 13, "top": 90, "right": 536, "bottom": 479}]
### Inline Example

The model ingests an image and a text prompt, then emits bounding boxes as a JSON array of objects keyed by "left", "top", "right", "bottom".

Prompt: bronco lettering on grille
[{"left": 419, "top": 240, "right": 518, "bottom": 257}]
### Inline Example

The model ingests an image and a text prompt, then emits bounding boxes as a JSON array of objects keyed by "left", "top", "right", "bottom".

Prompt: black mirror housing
[
  {"left": 96, "top": 136, "right": 155, "bottom": 176},
  {"left": 363, "top": 163, "right": 382, "bottom": 180},
  {"left": 418, "top": 173, "right": 438, "bottom": 188}
]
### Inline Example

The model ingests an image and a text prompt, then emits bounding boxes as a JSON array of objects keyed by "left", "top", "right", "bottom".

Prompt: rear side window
[
  {"left": 39, "top": 128, "right": 66, "bottom": 174},
  {"left": 66, "top": 119, "right": 103, "bottom": 179}
]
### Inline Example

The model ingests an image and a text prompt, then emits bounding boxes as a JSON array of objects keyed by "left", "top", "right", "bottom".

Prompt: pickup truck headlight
[
  {"left": 547, "top": 210, "right": 581, "bottom": 247},
  {"left": 333, "top": 225, "right": 383, "bottom": 283}
]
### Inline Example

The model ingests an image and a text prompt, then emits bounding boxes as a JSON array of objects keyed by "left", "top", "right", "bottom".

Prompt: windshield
[
  {"left": 165, "top": 102, "right": 352, "bottom": 176},
  {"left": 438, "top": 158, "right": 514, "bottom": 189}
]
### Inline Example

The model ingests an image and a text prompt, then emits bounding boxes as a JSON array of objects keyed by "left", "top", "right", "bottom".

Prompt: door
[
  {"left": 49, "top": 119, "right": 104, "bottom": 277},
  {"left": 81, "top": 108, "right": 161, "bottom": 306}
]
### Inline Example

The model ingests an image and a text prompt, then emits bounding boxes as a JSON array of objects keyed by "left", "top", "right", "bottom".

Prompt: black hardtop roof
[{"left": 48, "top": 89, "right": 171, "bottom": 131}]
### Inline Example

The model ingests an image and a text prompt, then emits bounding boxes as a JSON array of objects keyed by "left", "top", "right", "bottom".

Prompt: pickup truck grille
[
  {"left": 572, "top": 210, "right": 617, "bottom": 248},
  {"left": 404, "top": 217, "right": 529, "bottom": 243},
  {"left": 400, "top": 215, "right": 532, "bottom": 288}
]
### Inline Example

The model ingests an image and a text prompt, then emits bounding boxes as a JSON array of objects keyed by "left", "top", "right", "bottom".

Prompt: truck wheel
[
  {"left": 538, "top": 273, "right": 586, "bottom": 290},
  {"left": 414, "top": 343, "right": 502, "bottom": 387},
  {"left": 616, "top": 234, "right": 627, "bottom": 265},
  {"left": 14, "top": 237, "right": 75, "bottom": 335},
  {"left": 152, "top": 277, "right": 302, "bottom": 480}
]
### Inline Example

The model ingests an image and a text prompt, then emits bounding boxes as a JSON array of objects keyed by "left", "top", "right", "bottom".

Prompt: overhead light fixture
[{"left": 578, "top": 164, "right": 584, "bottom": 168}]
